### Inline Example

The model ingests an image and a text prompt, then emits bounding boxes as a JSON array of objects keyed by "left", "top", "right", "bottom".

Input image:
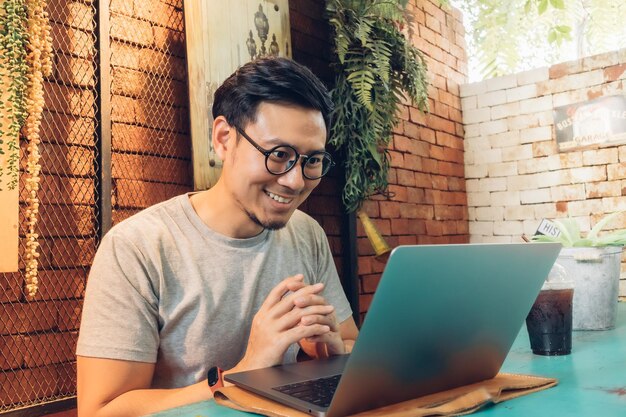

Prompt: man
[{"left": 76, "top": 57, "right": 358, "bottom": 417}]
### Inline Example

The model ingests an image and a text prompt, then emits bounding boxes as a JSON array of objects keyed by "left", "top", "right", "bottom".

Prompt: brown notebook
[{"left": 214, "top": 373, "right": 557, "bottom": 417}]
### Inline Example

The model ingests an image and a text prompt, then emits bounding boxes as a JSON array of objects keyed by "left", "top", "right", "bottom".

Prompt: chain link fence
[{"left": 0, "top": 0, "right": 191, "bottom": 413}]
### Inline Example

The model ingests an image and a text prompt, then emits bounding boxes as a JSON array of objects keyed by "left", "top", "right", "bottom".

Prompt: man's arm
[
  {"left": 77, "top": 275, "right": 337, "bottom": 417},
  {"left": 77, "top": 357, "right": 212, "bottom": 417}
]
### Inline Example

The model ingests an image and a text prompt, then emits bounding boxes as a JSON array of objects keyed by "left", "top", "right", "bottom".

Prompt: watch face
[{"left": 208, "top": 366, "right": 220, "bottom": 387}]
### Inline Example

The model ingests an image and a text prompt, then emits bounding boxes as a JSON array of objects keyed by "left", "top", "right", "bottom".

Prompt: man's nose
[{"left": 277, "top": 160, "right": 307, "bottom": 190}]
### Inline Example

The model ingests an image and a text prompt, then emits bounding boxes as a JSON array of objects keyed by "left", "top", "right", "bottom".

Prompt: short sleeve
[{"left": 76, "top": 230, "right": 160, "bottom": 363}]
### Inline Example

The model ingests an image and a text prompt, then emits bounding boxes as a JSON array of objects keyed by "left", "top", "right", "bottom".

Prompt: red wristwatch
[{"left": 207, "top": 366, "right": 224, "bottom": 393}]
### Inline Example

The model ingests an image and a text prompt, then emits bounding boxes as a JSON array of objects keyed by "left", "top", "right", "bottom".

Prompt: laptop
[{"left": 226, "top": 243, "right": 562, "bottom": 417}]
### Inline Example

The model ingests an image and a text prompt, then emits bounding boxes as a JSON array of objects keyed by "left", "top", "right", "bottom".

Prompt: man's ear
[{"left": 212, "top": 116, "right": 234, "bottom": 161}]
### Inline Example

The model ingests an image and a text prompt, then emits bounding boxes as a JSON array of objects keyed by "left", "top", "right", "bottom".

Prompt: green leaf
[
  {"left": 588, "top": 211, "right": 623, "bottom": 241},
  {"left": 524, "top": 0, "right": 532, "bottom": 14},
  {"left": 556, "top": 25, "right": 571, "bottom": 34},
  {"left": 547, "top": 29, "right": 557, "bottom": 43},
  {"left": 549, "top": 0, "right": 565, "bottom": 10},
  {"left": 538, "top": 0, "right": 548, "bottom": 15}
]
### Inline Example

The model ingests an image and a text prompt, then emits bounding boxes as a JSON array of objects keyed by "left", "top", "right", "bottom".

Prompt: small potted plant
[{"left": 532, "top": 212, "right": 626, "bottom": 330}]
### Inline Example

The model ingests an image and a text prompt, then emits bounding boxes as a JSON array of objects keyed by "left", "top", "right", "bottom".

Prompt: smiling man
[{"left": 76, "top": 57, "right": 358, "bottom": 417}]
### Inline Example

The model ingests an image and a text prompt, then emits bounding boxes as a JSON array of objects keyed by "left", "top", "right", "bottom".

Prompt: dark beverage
[{"left": 525, "top": 288, "right": 573, "bottom": 356}]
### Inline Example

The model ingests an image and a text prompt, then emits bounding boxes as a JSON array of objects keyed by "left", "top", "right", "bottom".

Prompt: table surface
[{"left": 150, "top": 303, "right": 626, "bottom": 417}]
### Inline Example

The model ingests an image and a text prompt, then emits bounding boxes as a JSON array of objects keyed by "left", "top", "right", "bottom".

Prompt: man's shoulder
[{"left": 106, "top": 194, "right": 188, "bottom": 241}]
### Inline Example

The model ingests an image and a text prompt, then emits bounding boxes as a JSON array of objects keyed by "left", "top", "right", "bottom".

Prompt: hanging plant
[
  {"left": 23, "top": 0, "right": 53, "bottom": 298},
  {"left": 326, "top": 0, "right": 429, "bottom": 213},
  {"left": 0, "top": 0, "right": 52, "bottom": 297},
  {"left": 0, "top": 0, "right": 29, "bottom": 191}
]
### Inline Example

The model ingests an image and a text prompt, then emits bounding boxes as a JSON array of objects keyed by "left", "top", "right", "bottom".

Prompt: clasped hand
[{"left": 235, "top": 274, "right": 343, "bottom": 372}]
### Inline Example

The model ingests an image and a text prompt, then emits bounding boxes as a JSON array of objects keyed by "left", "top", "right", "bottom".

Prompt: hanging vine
[
  {"left": 0, "top": 0, "right": 29, "bottom": 191},
  {"left": 0, "top": 0, "right": 52, "bottom": 297},
  {"left": 326, "top": 0, "right": 429, "bottom": 213},
  {"left": 23, "top": 0, "right": 52, "bottom": 298}
]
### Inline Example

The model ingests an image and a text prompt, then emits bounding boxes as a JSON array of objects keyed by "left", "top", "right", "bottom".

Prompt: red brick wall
[
  {"left": 289, "top": 0, "right": 345, "bottom": 274},
  {"left": 357, "top": 0, "right": 469, "bottom": 321}
]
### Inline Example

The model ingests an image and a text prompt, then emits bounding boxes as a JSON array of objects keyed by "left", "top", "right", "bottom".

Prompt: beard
[{"left": 246, "top": 209, "right": 287, "bottom": 231}]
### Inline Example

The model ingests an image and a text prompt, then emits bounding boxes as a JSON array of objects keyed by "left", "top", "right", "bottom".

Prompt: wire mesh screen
[
  {"left": 0, "top": 0, "right": 192, "bottom": 412},
  {"left": 109, "top": 0, "right": 191, "bottom": 225},
  {"left": 0, "top": 0, "right": 98, "bottom": 411}
]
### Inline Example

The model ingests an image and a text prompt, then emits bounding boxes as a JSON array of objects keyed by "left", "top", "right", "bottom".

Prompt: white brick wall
[{"left": 460, "top": 48, "right": 626, "bottom": 295}]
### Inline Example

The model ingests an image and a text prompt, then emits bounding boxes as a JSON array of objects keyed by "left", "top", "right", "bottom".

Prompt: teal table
[{"left": 150, "top": 303, "right": 626, "bottom": 416}]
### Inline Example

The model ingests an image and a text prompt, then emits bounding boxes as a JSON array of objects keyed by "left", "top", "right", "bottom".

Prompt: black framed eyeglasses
[{"left": 235, "top": 127, "right": 335, "bottom": 180}]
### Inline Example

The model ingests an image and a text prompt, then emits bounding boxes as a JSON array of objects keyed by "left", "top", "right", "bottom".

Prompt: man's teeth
[{"left": 267, "top": 191, "right": 292, "bottom": 203}]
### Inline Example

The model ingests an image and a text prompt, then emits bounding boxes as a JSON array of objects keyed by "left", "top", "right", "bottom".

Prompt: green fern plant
[
  {"left": 532, "top": 212, "right": 626, "bottom": 247},
  {"left": 326, "top": 0, "right": 429, "bottom": 213}
]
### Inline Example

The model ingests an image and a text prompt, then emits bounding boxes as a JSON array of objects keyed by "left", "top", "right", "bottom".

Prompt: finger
[
  {"left": 299, "top": 313, "right": 334, "bottom": 327},
  {"left": 272, "top": 283, "right": 325, "bottom": 317},
  {"left": 278, "top": 304, "right": 335, "bottom": 330},
  {"left": 261, "top": 274, "right": 305, "bottom": 311},
  {"left": 293, "top": 294, "right": 327, "bottom": 309}
]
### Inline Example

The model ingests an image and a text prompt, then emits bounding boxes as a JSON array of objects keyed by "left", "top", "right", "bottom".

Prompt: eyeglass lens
[{"left": 267, "top": 146, "right": 332, "bottom": 179}]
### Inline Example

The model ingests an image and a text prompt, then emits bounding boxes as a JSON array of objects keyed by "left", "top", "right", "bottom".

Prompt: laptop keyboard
[{"left": 273, "top": 374, "right": 341, "bottom": 408}]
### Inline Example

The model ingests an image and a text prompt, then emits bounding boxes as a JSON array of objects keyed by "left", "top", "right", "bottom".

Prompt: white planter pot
[{"left": 557, "top": 247, "right": 623, "bottom": 330}]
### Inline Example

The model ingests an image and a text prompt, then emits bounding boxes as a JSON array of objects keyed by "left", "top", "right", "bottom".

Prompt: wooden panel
[{"left": 184, "top": 0, "right": 292, "bottom": 191}]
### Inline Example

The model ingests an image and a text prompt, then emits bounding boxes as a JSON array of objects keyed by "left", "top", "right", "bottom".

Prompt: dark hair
[{"left": 212, "top": 57, "right": 333, "bottom": 136}]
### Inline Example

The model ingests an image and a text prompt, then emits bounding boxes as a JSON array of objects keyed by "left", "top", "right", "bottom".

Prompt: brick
[
  {"left": 22, "top": 204, "right": 94, "bottom": 238},
  {"left": 50, "top": 23, "right": 94, "bottom": 59},
  {"left": 32, "top": 175, "right": 95, "bottom": 206},
  {"left": 114, "top": 179, "right": 189, "bottom": 209},
  {"left": 520, "top": 188, "right": 552, "bottom": 204},
  {"left": 487, "top": 131, "right": 520, "bottom": 148},
  {"left": 493, "top": 220, "right": 523, "bottom": 236},
  {"left": 387, "top": 185, "right": 408, "bottom": 202},
  {"left": 44, "top": 82, "right": 95, "bottom": 118},
  {"left": 0, "top": 302, "right": 57, "bottom": 335},
  {"left": 477, "top": 177, "right": 507, "bottom": 192},
  {"left": 461, "top": 95, "right": 477, "bottom": 110},
  {"left": 507, "top": 113, "right": 541, "bottom": 130},
  {"left": 38, "top": 237, "right": 96, "bottom": 269},
  {"left": 608, "top": 163, "right": 626, "bottom": 180},
  {"left": 502, "top": 144, "right": 533, "bottom": 161},
  {"left": 0, "top": 335, "right": 23, "bottom": 370},
  {"left": 465, "top": 164, "right": 488, "bottom": 179},
  {"left": 491, "top": 102, "right": 520, "bottom": 120},
  {"left": 48, "top": 0, "right": 95, "bottom": 30},
  {"left": 135, "top": 1, "right": 184, "bottom": 31},
  {"left": 0, "top": 365, "right": 58, "bottom": 405},
  {"left": 477, "top": 90, "right": 507, "bottom": 108},
  {"left": 472, "top": 149, "right": 502, "bottom": 165},
  {"left": 488, "top": 162, "right": 517, "bottom": 177},
  {"left": 504, "top": 206, "right": 535, "bottom": 221},
  {"left": 517, "top": 67, "right": 549, "bottom": 85},
  {"left": 112, "top": 153, "right": 191, "bottom": 185},
  {"left": 462, "top": 107, "right": 490, "bottom": 124},
  {"left": 569, "top": 166, "right": 607, "bottom": 184},
  {"left": 551, "top": 184, "right": 586, "bottom": 201},
  {"left": 38, "top": 143, "right": 95, "bottom": 177},
  {"left": 361, "top": 274, "right": 381, "bottom": 293},
  {"left": 29, "top": 269, "right": 86, "bottom": 301},
  {"left": 601, "top": 197, "right": 626, "bottom": 213},
  {"left": 586, "top": 181, "right": 622, "bottom": 199},
  {"left": 112, "top": 124, "right": 190, "bottom": 159},
  {"left": 57, "top": 300, "right": 83, "bottom": 332},
  {"left": 0, "top": 273, "right": 22, "bottom": 303},
  {"left": 460, "top": 81, "right": 487, "bottom": 97},
  {"left": 40, "top": 112, "right": 95, "bottom": 147},
  {"left": 55, "top": 54, "right": 96, "bottom": 88},
  {"left": 490, "top": 191, "right": 521, "bottom": 206},
  {"left": 506, "top": 84, "right": 537, "bottom": 103},
  {"left": 604, "top": 63, "right": 626, "bottom": 82},
  {"left": 153, "top": 26, "right": 186, "bottom": 57},
  {"left": 399, "top": 204, "right": 434, "bottom": 220},
  {"left": 519, "top": 96, "right": 553, "bottom": 114},
  {"left": 110, "top": 13, "right": 154, "bottom": 46},
  {"left": 475, "top": 206, "right": 503, "bottom": 221},
  {"left": 532, "top": 140, "right": 557, "bottom": 157},
  {"left": 380, "top": 201, "right": 401, "bottom": 219},
  {"left": 520, "top": 126, "right": 552, "bottom": 144},
  {"left": 581, "top": 148, "right": 618, "bottom": 166},
  {"left": 469, "top": 221, "right": 493, "bottom": 235},
  {"left": 486, "top": 74, "right": 517, "bottom": 91},
  {"left": 23, "top": 332, "right": 77, "bottom": 367},
  {"left": 479, "top": 119, "right": 507, "bottom": 136},
  {"left": 567, "top": 200, "right": 603, "bottom": 216}
]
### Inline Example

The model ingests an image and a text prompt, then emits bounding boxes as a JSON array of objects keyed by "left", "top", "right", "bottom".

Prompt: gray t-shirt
[{"left": 76, "top": 193, "right": 352, "bottom": 389}]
